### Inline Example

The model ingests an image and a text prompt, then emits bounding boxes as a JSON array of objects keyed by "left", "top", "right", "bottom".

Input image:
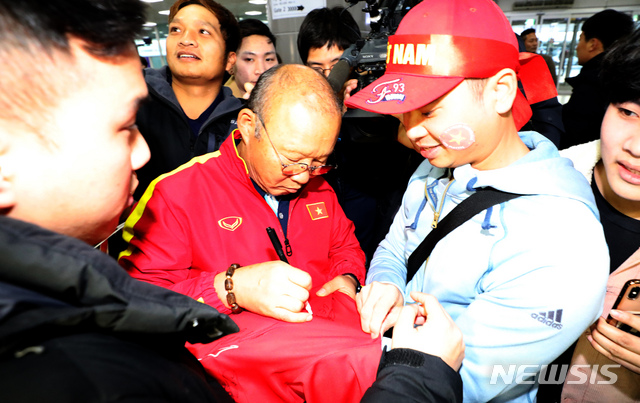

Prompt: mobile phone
[{"left": 607, "top": 279, "right": 640, "bottom": 337}]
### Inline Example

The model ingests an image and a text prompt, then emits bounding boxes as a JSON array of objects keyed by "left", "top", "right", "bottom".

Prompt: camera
[
  {"left": 343, "top": 0, "right": 414, "bottom": 90},
  {"left": 328, "top": 0, "right": 416, "bottom": 142}
]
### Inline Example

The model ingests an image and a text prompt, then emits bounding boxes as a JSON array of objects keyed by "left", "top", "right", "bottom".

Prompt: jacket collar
[
  {"left": 144, "top": 66, "right": 243, "bottom": 126},
  {"left": 565, "top": 53, "right": 604, "bottom": 87}
]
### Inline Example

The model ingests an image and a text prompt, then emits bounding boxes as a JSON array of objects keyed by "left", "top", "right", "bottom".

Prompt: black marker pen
[{"left": 266, "top": 227, "right": 288, "bottom": 263}]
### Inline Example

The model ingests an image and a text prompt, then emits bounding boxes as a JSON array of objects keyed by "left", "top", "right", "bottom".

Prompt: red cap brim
[{"left": 345, "top": 72, "right": 464, "bottom": 115}]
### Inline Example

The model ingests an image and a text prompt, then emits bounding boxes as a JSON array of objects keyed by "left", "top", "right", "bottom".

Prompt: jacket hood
[
  {"left": 451, "top": 131, "right": 599, "bottom": 217},
  {"left": 559, "top": 140, "right": 601, "bottom": 185},
  {"left": 144, "top": 66, "right": 180, "bottom": 107},
  {"left": 0, "top": 216, "right": 238, "bottom": 353},
  {"left": 143, "top": 66, "right": 242, "bottom": 125}
]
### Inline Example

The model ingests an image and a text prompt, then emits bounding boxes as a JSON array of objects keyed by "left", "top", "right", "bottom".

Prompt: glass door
[{"left": 507, "top": 9, "right": 638, "bottom": 100}]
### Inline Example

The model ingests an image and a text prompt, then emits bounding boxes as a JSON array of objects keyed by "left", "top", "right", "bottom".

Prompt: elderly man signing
[{"left": 119, "top": 64, "right": 382, "bottom": 403}]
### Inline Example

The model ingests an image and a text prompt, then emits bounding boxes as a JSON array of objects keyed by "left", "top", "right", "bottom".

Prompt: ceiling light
[
  {"left": 245, "top": 11, "right": 262, "bottom": 16},
  {"left": 141, "top": 0, "right": 163, "bottom": 3},
  {"left": 143, "top": 22, "right": 157, "bottom": 27},
  {"left": 249, "top": 0, "right": 268, "bottom": 4},
  {"left": 158, "top": 10, "right": 170, "bottom": 15}
]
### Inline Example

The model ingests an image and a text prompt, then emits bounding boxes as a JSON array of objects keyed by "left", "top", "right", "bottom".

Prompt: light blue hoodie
[{"left": 367, "top": 131, "right": 609, "bottom": 403}]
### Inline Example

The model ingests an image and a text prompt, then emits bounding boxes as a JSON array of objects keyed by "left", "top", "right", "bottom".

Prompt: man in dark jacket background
[
  {"left": 0, "top": 0, "right": 238, "bottom": 401},
  {"left": 561, "top": 9, "right": 633, "bottom": 149},
  {"left": 134, "top": 0, "right": 243, "bottom": 199}
]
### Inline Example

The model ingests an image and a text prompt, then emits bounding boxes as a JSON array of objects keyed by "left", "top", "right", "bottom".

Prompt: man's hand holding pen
[
  {"left": 215, "top": 261, "right": 313, "bottom": 323},
  {"left": 213, "top": 227, "right": 362, "bottom": 322}
]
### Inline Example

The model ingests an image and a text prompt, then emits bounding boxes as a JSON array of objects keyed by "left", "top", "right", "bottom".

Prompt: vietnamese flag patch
[{"left": 306, "top": 202, "right": 329, "bottom": 220}]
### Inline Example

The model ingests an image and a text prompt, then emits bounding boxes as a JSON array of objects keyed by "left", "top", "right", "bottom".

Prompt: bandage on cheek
[{"left": 440, "top": 123, "right": 476, "bottom": 150}]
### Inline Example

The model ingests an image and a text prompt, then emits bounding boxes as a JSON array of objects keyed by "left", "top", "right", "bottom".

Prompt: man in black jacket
[
  {"left": 297, "top": 7, "right": 423, "bottom": 264},
  {"left": 561, "top": 9, "right": 633, "bottom": 149},
  {"left": 0, "top": 1, "right": 238, "bottom": 401},
  {"left": 134, "top": 0, "right": 243, "bottom": 199}
]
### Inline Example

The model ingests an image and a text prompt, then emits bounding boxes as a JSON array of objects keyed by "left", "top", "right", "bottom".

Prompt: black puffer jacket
[
  {"left": 135, "top": 67, "right": 243, "bottom": 199},
  {"left": 0, "top": 216, "right": 238, "bottom": 402}
]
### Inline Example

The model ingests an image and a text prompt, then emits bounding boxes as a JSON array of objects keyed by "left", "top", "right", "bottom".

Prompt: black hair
[
  {"left": 582, "top": 9, "right": 634, "bottom": 50},
  {"left": 601, "top": 27, "right": 640, "bottom": 105},
  {"left": 0, "top": 0, "right": 146, "bottom": 56},
  {"left": 0, "top": 0, "right": 146, "bottom": 135},
  {"left": 238, "top": 19, "right": 276, "bottom": 50},
  {"left": 514, "top": 33, "right": 526, "bottom": 52},
  {"left": 520, "top": 28, "right": 536, "bottom": 38},
  {"left": 297, "top": 7, "right": 361, "bottom": 64},
  {"left": 170, "top": 0, "right": 239, "bottom": 54}
]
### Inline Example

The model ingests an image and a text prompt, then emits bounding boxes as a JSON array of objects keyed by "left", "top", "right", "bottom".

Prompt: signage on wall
[{"left": 270, "top": 0, "right": 326, "bottom": 20}]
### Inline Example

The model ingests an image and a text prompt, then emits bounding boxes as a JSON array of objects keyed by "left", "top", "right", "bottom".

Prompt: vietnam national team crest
[
  {"left": 306, "top": 202, "right": 329, "bottom": 220},
  {"left": 218, "top": 216, "right": 243, "bottom": 231}
]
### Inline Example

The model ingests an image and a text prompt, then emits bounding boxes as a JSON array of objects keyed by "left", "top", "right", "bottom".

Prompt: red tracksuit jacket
[{"left": 119, "top": 132, "right": 381, "bottom": 403}]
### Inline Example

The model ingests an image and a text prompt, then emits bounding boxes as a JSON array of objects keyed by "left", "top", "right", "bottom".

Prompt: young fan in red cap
[{"left": 347, "top": 0, "right": 609, "bottom": 402}]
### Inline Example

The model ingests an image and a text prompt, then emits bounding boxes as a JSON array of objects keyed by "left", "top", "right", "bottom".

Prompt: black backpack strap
[{"left": 405, "top": 187, "right": 521, "bottom": 284}]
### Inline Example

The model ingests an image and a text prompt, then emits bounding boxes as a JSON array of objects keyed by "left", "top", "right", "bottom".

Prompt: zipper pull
[
  {"left": 431, "top": 212, "right": 440, "bottom": 229},
  {"left": 284, "top": 238, "right": 292, "bottom": 257}
]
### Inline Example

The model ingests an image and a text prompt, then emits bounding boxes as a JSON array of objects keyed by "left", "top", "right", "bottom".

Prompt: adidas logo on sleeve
[{"left": 531, "top": 309, "right": 563, "bottom": 330}]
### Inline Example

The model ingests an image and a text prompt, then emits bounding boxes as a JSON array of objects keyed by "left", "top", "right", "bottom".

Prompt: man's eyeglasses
[
  {"left": 254, "top": 112, "right": 335, "bottom": 176},
  {"left": 308, "top": 63, "right": 337, "bottom": 76}
]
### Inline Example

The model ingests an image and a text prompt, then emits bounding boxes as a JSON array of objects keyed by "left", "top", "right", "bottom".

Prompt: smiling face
[
  {"left": 166, "top": 4, "right": 227, "bottom": 84},
  {"left": 230, "top": 34, "right": 277, "bottom": 96},
  {"left": 0, "top": 38, "right": 150, "bottom": 245},
  {"left": 402, "top": 80, "right": 502, "bottom": 170},
  {"left": 596, "top": 102, "right": 640, "bottom": 217}
]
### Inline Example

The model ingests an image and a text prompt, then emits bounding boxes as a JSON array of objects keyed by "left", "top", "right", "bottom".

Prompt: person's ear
[
  {"left": 588, "top": 37, "right": 604, "bottom": 54},
  {"left": 236, "top": 108, "right": 257, "bottom": 144},
  {"left": 489, "top": 68, "right": 518, "bottom": 115},
  {"left": 226, "top": 52, "right": 237, "bottom": 74}
]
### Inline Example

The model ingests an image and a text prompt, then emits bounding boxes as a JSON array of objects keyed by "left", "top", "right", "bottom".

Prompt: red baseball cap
[{"left": 345, "top": 0, "right": 552, "bottom": 129}]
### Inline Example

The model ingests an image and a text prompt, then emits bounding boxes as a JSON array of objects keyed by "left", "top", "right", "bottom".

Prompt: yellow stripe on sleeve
[{"left": 118, "top": 151, "right": 222, "bottom": 260}]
